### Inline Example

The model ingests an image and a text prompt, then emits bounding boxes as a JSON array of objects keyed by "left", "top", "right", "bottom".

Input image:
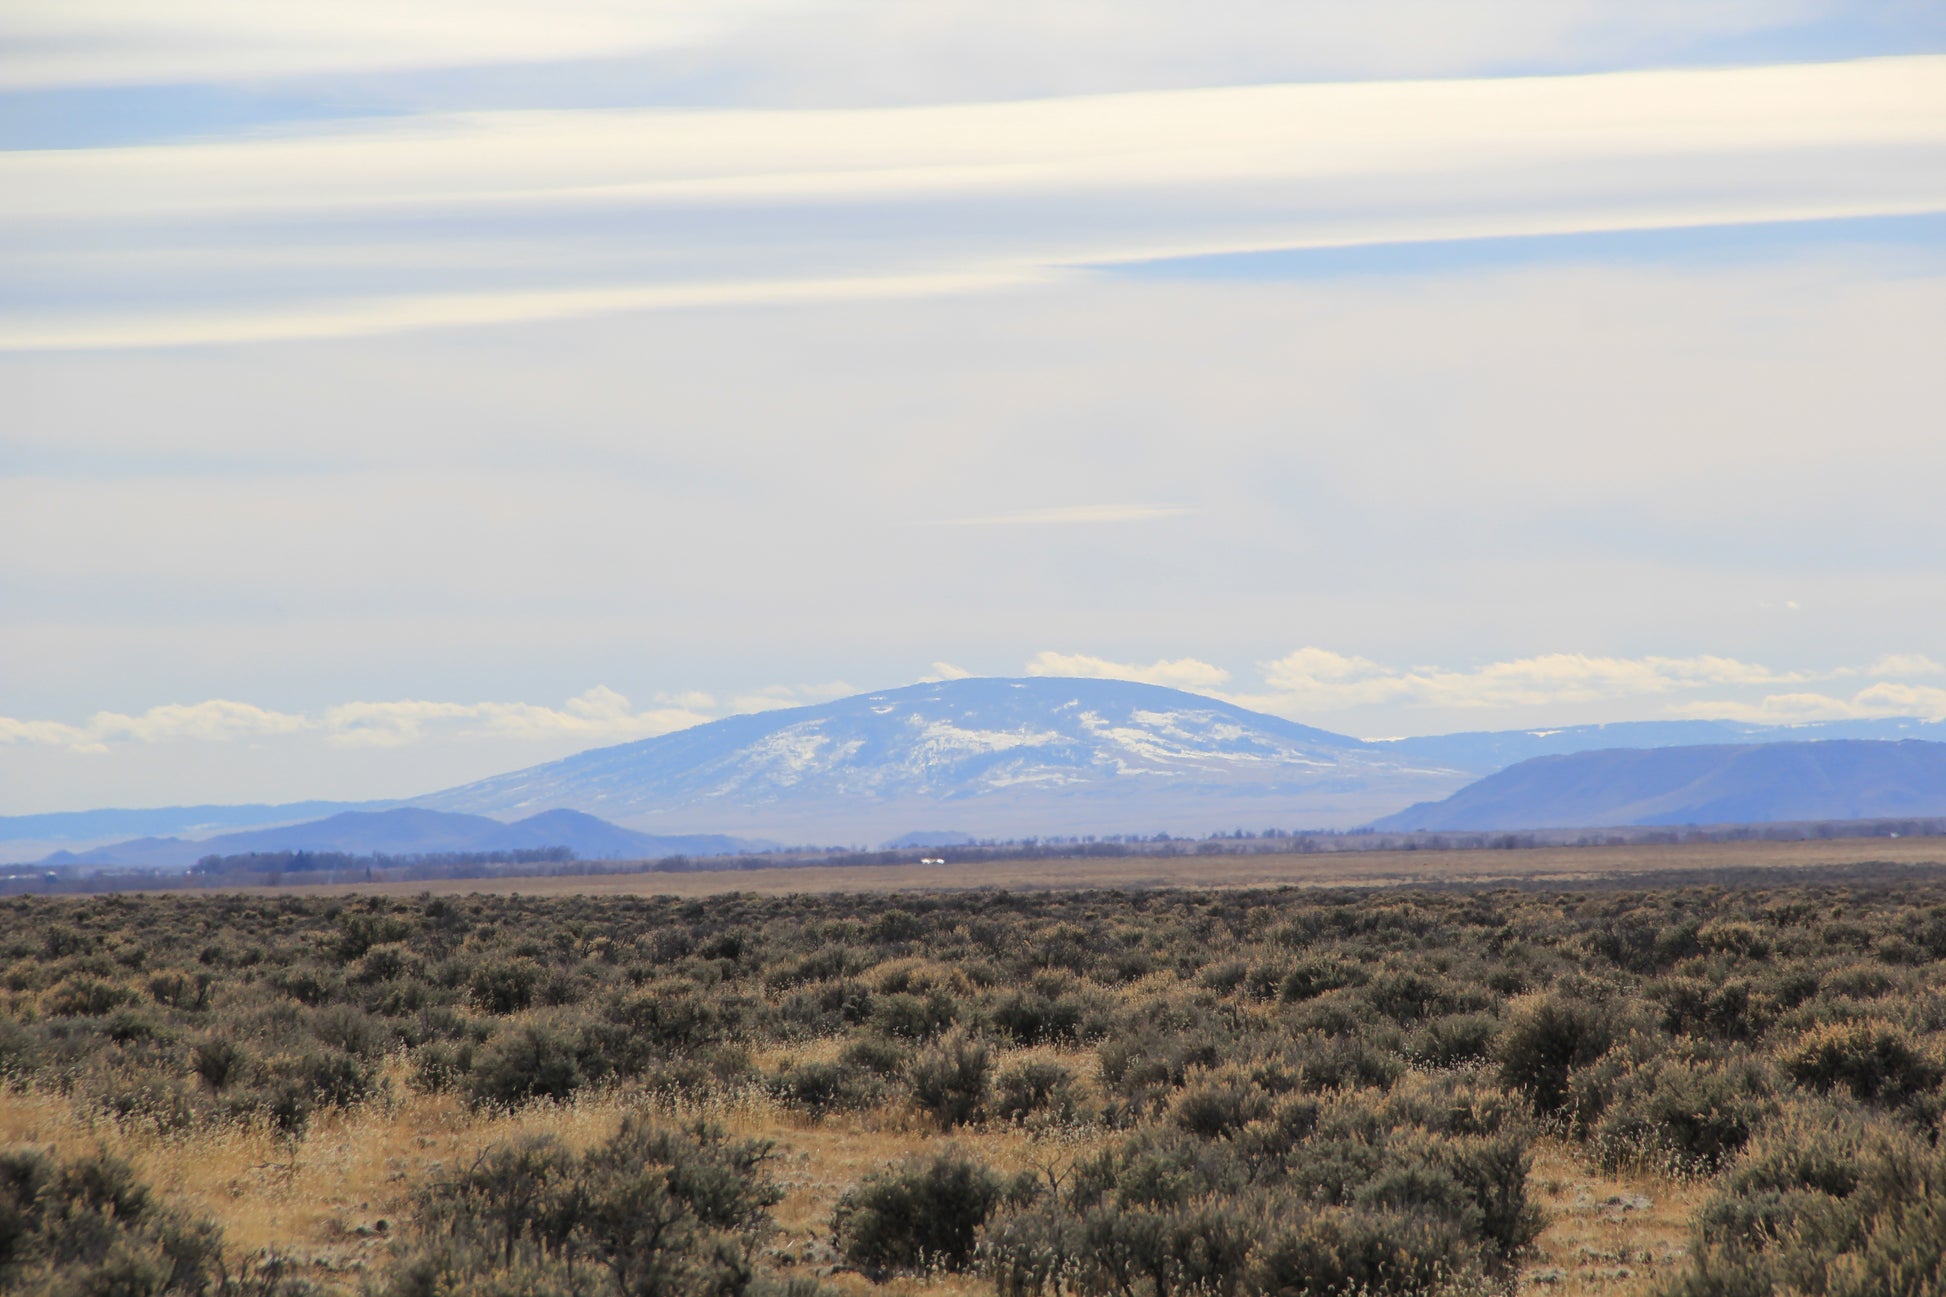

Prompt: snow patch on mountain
[{"left": 415, "top": 676, "right": 1474, "bottom": 840}]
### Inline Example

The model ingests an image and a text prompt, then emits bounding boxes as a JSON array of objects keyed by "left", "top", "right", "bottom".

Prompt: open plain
[
  {"left": 7, "top": 858, "right": 1946, "bottom": 1296},
  {"left": 216, "top": 833, "right": 1946, "bottom": 900}
]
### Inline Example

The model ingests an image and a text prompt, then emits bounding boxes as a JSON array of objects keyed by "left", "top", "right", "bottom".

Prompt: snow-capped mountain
[
  {"left": 414, "top": 677, "right": 1472, "bottom": 842},
  {"left": 19, "top": 679, "right": 1946, "bottom": 864}
]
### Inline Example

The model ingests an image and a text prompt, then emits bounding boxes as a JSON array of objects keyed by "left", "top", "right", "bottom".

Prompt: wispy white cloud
[
  {"left": 1672, "top": 682, "right": 1946, "bottom": 724},
  {"left": 5, "top": 57, "right": 1941, "bottom": 349},
  {"left": 12, "top": 60, "right": 1940, "bottom": 222},
  {"left": 727, "top": 682, "right": 859, "bottom": 714},
  {"left": 0, "top": 269, "right": 1052, "bottom": 352},
  {"left": 0, "top": 0, "right": 1871, "bottom": 96},
  {"left": 0, "top": 700, "right": 309, "bottom": 754},
  {"left": 4, "top": 653, "right": 1942, "bottom": 775},
  {"left": 325, "top": 686, "right": 711, "bottom": 747},
  {"left": 1027, "top": 652, "right": 1233, "bottom": 692},
  {"left": 0, "top": 0, "right": 788, "bottom": 89},
  {"left": 939, "top": 504, "right": 1192, "bottom": 526},
  {"left": 0, "top": 688, "right": 709, "bottom": 753},
  {"left": 1026, "top": 646, "right": 1946, "bottom": 723},
  {"left": 1246, "top": 647, "right": 1820, "bottom": 713},
  {"left": 1862, "top": 653, "right": 1945, "bottom": 680},
  {"left": 653, "top": 689, "right": 719, "bottom": 710}
]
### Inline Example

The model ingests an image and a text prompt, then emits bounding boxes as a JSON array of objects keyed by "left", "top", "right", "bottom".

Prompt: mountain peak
[{"left": 414, "top": 675, "right": 1458, "bottom": 841}]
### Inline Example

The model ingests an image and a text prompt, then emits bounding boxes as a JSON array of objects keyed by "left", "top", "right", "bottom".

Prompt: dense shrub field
[{"left": 3, "top": 880, "right": 1946, "bottom": 1295}]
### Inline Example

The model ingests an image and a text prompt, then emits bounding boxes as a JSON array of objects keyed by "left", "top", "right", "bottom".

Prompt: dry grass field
[
  {"left": 208, "top": 833, "right": 1946, "bottom": 900},
  {"left": 6, "top": 863, "right": 1945, "bottom": 1296},
  {"left": 0, "top": 1060, "right": 1710, "bottom": 1297}
]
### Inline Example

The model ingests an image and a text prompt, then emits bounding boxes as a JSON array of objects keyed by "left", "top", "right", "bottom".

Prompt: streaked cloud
[
  {"left": 0, "top": 270, "right": 1051, "bottom": 352},
  {"left": 0, "top": 688, "right": 708, "bottom": 753},
  {"left": 320, "top": 686, "right": 712, "bottom": 748},
  {"left": 939, "top": 504, "right": 1193, "bottom": 527},
  {"left": 0, "top": 700, "right": 308, "bottom": 755},
  {"left": 1027, "top": 652, "right": 1233, "bottom": 692},
  {"left": 653, "top": 689, "right": 719, "bottom": 710},
  {"left": 5, "top": 58, "right": 1942, "bottom": 349},
  {"left": 0, "top": 0, "right": 1907, "bottom": 103},
  {"left": 1674, "top": 683, "right": 1946, "bottom": 724},
  {"left": 0, "top": 0, "right": 786, "bottom": 89},
  {"left": 1024, "top": 647, "right": 1946, "bottom": 724},
  {"left": 727, "top": 682, "right": 859, "bottom": 715},
  {"left": 21, "top": 60, "right": 1939, "bottom": 222},
  {"left": 6, "top": 649, "right": 1944, "bottom": 775},
  {"left": 1247, "top": 648, "right": 1817, "bottom": 714},
  {"left": 6, "top": 6, "right": 1943, "bottom": 815},
  {"left": 1861, "top": 653, "right": 1945, "bottom": 679}
]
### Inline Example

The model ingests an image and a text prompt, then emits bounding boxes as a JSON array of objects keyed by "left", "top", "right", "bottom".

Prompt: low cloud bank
[{"left": 7, "top": 648, "right": 1943, "bottom": 757}]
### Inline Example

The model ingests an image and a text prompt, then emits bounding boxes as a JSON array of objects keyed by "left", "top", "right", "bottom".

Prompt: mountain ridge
[
  {"left": 39, "top": 808, "right": 757, "bottom": 870},
  {"left": 1368, "top": 738, "right": 1946, "bottom": 832},
  {"left": 1372, "top": 716, "right": 1946, "bottom": 774},
  {"left": 410, "top": 676, "right": 1464, "bottom": 841},
  {"left": 13, "top": 678, "right": 1946, "bottom": 860}
]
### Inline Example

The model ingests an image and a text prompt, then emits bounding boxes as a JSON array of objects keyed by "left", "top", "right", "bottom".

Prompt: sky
[{"left": 4, "top": 1, "right": 1945, "bottom": 813}]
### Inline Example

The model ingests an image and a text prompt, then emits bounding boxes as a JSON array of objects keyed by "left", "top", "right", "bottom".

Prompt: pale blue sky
[{"left": 4, "top": 1, "right": 1944, "bottom": 811}]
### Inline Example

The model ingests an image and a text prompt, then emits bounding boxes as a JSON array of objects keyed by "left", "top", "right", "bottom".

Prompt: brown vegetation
[
  {"left": 4, "top": 875, "right": 1946, "bottom": 1296},
  {"left": 170, "top": 833, "right": 1946, "bottom": 900}
]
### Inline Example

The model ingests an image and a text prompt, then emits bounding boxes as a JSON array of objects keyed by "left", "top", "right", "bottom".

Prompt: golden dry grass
[
  {"left": 1519, "top": 1140, "right": 1708, "bottom": 1296},
  {"left": 3, "top": 1041, "right": 1107, "bottom": 1294},
  {"left": 4, "top": 1051, "right": 1698, "bottom": 1297},
  {"left": 183, "top": 834, "right": 1946, "bottom": 901}
]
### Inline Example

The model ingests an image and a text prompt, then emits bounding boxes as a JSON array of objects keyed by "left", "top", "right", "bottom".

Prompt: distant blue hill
[
  {"left": 0, "top": 799, "right": 391, "bottom": 845},
  {"left": 1367, "top": 739, "right": 1946, "bottom": 832},
  {"left": 41, "top": 807, "right": 759, "bottom": 869},
  {"left": 882, "top": 830, "right": 977, "bottom": 849},
  {"left": 1372, "top": 717, "right": 1946, "bottom": 775},
  {"left": 16, "top": 678, "right": 1946, "bottom": 854}
]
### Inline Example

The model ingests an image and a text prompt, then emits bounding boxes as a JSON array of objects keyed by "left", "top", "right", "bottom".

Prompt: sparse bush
[
  {"left": 388, "top": 1118, "right": 783, "bottom": 1297},
  {"left": 145, "top": 970, "right": 210, "bottom": 1011},
  {"left": 1661, "top": 1101, "right": 1946, "bottom": 1297},
  {"left": 0, "top": 1146, "right": 234, "bottom": 1295},
  {"left": 870, "top": 989, "right": 957, "bottom": 1040},
  {"left": 1284, "top": 1032, "right": 1405, "bottom": 1094},
  {"left": 1575, "top": 1051, "right": 1776, "bottom": 1175},
  {"left": 987, "top": 989, "right": 1085, "bottom": 1045},
  {"left": 766, "top": 1058, "right": 881, "bottom": 1115},
  {"left": 1655, "top": 976, "right": 1765, "bottom": 1042},
  {"left": 908, "top": 1032, "right": 991, "bottom": 1127},
  {"left": 191, "top": 1037, "right": 246, "bottom": 1090},
  {"left": 0, "top": 1018, "right": 36, "bottom": 1078},
  {"left": 467, "top": 1022, "right": 585, "bottom": 1110},
  {"left": 469, "top": 959, "right": 544, "bottom": 1015},
  {"left": 287, "top": 1047, "right": 379, "bottom": 1109},
  {"left": 1248, "top": 1204, "right": 1475, "bottom": 1296},
  {"left": 408, "top": 1040, "right": 474, "bottom": 1094},
  {"left": 993, "top": 1059, "right": 1079, "bottom": 1124},
  {"left": 1279, "top": 954, "right": 1366, "bottom": 1003},
  {"left": 1783, "top": 1019, "right": 1944, "bottom": 1106},
  {"left": 43, "top": 976, "right": 133, "bottom": 1018},
  {"left": 1498, "top": 993, "right": 1618, "bottom": 1115},
  {"left": 833, "top": 1148, "right": 1001, "bottom": 1276},
  {"left": 1406, "top": 1012, "right": 1500, "bottom": 1068},
  {"left": 6, "top": 874, "right": 1946, "bottom": 1297},
  {"left": 836, "top": 1034, "right": 908, "bottom": 1077},
  {"left": 1172, "top": 1073, "right": 1272, "bottom": 1138}
]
